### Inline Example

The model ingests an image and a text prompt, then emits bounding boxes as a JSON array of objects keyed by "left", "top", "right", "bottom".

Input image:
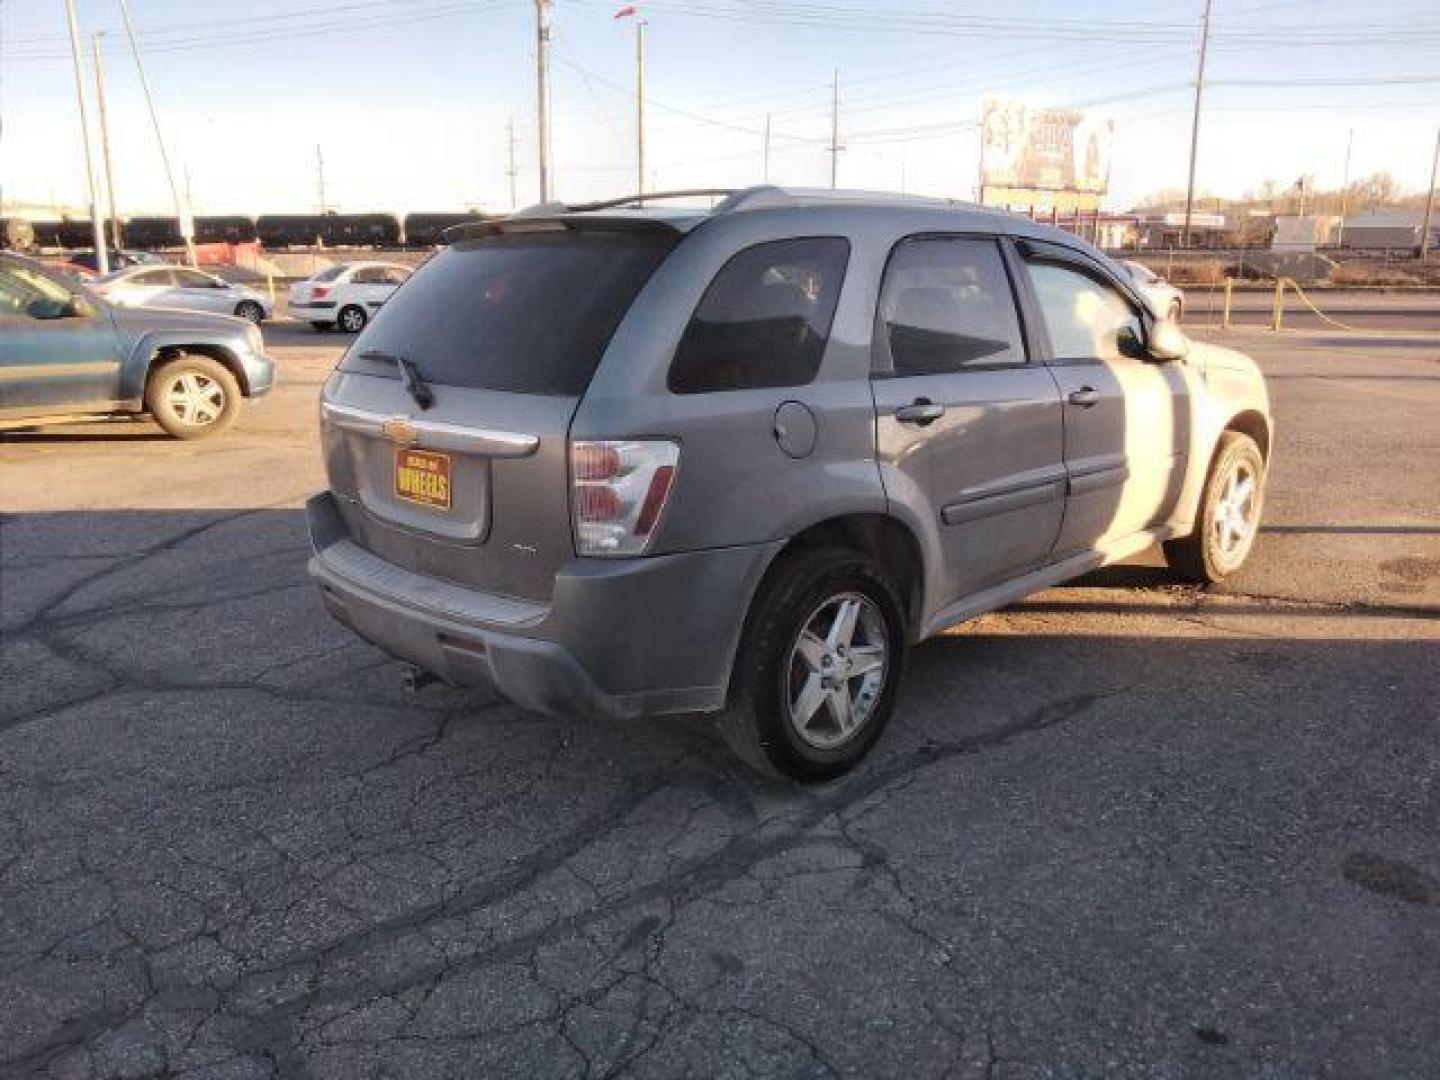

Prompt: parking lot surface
[{"left": 2, "top": 317, "right": 1437, "bottom": 1078}]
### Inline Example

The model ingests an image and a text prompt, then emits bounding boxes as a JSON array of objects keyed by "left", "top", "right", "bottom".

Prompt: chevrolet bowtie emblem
[{"left": 380, "top": 416, "right": 419, "bottom": 446}]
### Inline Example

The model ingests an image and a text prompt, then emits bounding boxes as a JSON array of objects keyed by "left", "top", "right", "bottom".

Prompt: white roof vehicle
[{"left": 287, "top": 261, "right": 413, "bottom": 333}]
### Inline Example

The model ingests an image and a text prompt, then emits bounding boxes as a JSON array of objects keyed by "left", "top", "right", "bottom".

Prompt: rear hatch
[{"left": 319, "top": 225, "right": 677, "bottom": 602}]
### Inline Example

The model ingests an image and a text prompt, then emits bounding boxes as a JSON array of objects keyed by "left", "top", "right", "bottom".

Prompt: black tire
[
  {"left": 310, "top": 321, "right": 334, "bottom": 332},
  {"left": 144, "top": 354, "right": 241, "bottom": 440},
  {"left": 718, "top": 547, "right": 906, "bottom": 783},
  {"left": 234, "top": 300, "right": 265, "bottom": 324},
  {"left": 337, "top": 304, "right": 367, "bottom": 333},
  {"left": 1164, "top": 431, "right": 1266, "bottom": 583}
]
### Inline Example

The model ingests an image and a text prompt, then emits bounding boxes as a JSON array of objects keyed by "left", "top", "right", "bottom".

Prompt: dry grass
[
  {"left": 1330, "top": 261, "right": 1423, "bottom": 287},
  {"left": 1164, "top": 260, "right": 1230, "bottom": 286}
]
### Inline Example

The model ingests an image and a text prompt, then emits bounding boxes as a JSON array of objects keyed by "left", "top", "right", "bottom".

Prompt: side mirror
[{"left": 1147, "top": 318, "right": 1189, "bottom": 362}]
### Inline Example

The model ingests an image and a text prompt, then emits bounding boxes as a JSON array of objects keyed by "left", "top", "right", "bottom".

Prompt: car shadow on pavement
[{"left": 0, "top": 428, "right": 173, "bottom": 444}]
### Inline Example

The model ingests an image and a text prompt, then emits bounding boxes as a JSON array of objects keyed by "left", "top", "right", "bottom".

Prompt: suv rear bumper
[{"left": 306, "top": 492, "right": 780, "bottom": 720}]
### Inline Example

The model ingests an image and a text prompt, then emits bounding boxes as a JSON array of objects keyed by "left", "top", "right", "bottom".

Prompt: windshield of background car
[
  {"left": 312, "top": 265, "right": 348, "bottom": 283},
  {"left": 338, "top": 229, "right": 677, "bottom": 396}
]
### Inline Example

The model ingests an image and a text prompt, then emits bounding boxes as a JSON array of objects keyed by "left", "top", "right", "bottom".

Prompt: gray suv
[{"left": 308, "top": 187, "right": 1271, "bottom": 781}]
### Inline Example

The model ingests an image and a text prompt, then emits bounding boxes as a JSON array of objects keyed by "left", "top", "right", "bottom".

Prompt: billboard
[{"left": 979, "top": 100, "right": 1113, "bottom": 212}]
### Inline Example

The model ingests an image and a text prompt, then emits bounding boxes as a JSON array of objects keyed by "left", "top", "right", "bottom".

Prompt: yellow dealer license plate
[{"left": 394, "top": 448, "right": 452, "bottom": 510}]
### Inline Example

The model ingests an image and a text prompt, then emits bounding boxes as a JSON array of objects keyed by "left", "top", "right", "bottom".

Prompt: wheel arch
[
  {"left": 145, "top": 343, "right": 251, "bottom": 396},
  {"left": 749, "top": 513, "right": 926, "bottom": 640},
  {"left": 1223, "top": 408, "right": 1271, "bottom": 464}
]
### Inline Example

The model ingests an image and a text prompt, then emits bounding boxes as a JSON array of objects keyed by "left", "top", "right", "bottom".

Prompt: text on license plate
[{"left": 394, "top": 448, "right": 452, "bottom": 510}]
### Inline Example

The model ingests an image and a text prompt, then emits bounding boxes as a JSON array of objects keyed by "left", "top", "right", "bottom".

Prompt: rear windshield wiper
[{"left": 359, "top": 350, "right": 433, "bottom": 410}]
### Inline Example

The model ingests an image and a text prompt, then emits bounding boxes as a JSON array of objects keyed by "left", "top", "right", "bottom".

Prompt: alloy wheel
[
  {"left": 786, "top": 591, "right": 889, "bottom": 750},
  {"left": 1213, "top": 459, "right": 1258, "bottom": 560}
]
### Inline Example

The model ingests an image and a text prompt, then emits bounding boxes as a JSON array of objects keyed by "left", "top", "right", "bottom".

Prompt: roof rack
[
  {"left": 514, "top": 185, "right": 968, "bottom": 219},
  {"left": 442, "top": 185, "right": 983, "bottom": 242},
  {"left": 568, "top": 188, "right": 740, "bottom": 212}
]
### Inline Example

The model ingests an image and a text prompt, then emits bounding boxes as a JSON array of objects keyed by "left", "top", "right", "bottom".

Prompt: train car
[
  {"left": 257, "top": 212, "right": 402, "bottom": 249},
  {"left": 195, "top": 215, "right": 258, "bottom": 244},
  {"left": 321, "top": 213, "right": 402, "bottom": 247},
  {"left": 31, "top": 221, "right": 66, "bottom": 248},
  {"left": 256, "top": 214, "right": 329, "bottom": 249},
  {"left": 57, "top": 219, "right": 97, "bottom": 249},
  {"left": 125, "top": 216, "right": 184, "bottom": 250},
  {"left": 403, "top": 211, "right": 489, "bottom": 247}
]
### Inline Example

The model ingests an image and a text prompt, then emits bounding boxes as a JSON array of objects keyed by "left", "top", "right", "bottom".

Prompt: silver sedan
[{"left": 90, "top": 264, "right": 275, "bottom": 323}]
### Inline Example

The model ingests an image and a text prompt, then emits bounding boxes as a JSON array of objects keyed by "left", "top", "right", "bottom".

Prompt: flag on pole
[{"left": 614, "top": 5, "right": 637, "bottom": 17}]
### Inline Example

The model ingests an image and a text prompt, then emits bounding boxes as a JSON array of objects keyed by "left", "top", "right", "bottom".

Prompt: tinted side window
[
  {"left": 351, "top": 267, "right": 384, "bottom": 285},
  {"left": 877, "top": 237, "right": 1025, "bottom": 375},
  {"left": 1026, "top": 261, "right": 1144, "bottom": 362},
  {"left": 668, "top": 238, "right": 849, "bottom": 394},
  {"left": 134, "top": 269, "right": 174, "bottom": 286}
]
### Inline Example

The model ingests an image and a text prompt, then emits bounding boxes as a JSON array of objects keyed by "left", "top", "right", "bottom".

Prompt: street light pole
[
  {"left": 534, "top": 0, "right": 552, "bottom": 202},
  {"left": 763, "top": 112, "right": 771, "bottom": 182},
  {"left": 507, "top": 116, "right": 518, "bottom": 210},
  {"left": 635, "top": 17, "right": 645, "bottom": 202},
  {"left": 62, "top": 0, "right": 108, "bottom": 275},
  {"left": 91, "top": 33, "right": 123, "bottom": 251},
  {"left": 1181, "top": 0, "right": 1213, "bottom": 248},
  {"left": 1337, "top": 128, "right": 1353, "bottom": 249},
  {"left": 829, "top": 70, "right": 840, "bottom": 189},
  {"left": 1421, "top": 125, "right": 1439, "bottom": 262}
]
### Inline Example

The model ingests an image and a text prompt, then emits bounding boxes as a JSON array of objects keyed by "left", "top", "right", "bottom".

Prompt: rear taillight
[
  {"left": 312, "top": 285, "right": 331, "bottom": 299},
  {"left": 571, "top": 440, "right": 679, "bottom": 556}
]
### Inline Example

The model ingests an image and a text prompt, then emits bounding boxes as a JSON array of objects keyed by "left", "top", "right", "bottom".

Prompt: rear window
[
  {"left": 313, "top": 265, "right": 348, "bottom": 283},
  {"left": 339, "top": 230, "right": 675, "bottom": 395}
]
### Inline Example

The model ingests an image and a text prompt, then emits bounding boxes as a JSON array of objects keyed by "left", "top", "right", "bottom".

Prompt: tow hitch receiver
[{"left": 399, "top": 663, "right": 440, "bottom": 693}]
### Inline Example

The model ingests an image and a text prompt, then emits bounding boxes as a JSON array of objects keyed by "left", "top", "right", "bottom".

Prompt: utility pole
[
  {"left": 315, "top": 145, "right": 327, "bottom": 213},
  {"left": 828, "top": 70, "right": 841, "bottom": 189},
  {"left": 1336, "top": 128, "right": 1353, "bottom": 248},
  {"left": 1422, "top": 125, "right": 1439, "bottom": 261},
  {"left": 635, "top": 17, "right": 645, "bottom": 201},
  {"left": 1181, "top": 0, "right": 1213, "bottom": 248},
  {"left": 615, "top": 6, "right": 645, "bottom": 201},
  {"left": 534, "top": 0, "right": 552, "bottom": 202},
  {"left": 763, "top": 113, "right": 771, "bottom": 182},
  {"left": 506, "top": 116, "right": 518, "bottom": 210},
  {"left": 116, "top": 0, "right": 195, "bottom": 266},
  {"left": 91, "top": 32, "right": 123, "bottom": 251},
  {"left": 62, "top": 0, "right": 108, "bottom": 274}
]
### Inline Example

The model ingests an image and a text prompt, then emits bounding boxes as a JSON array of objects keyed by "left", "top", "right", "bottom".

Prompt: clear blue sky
[{"left": 3, "top": 0, "right": 1437, "bottom": 216}]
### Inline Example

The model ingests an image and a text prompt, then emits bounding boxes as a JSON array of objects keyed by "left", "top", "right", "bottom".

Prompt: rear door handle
[
  {"left": 1068, "top": 387, "right": 1099, "bottom": 408},
  {"left": 895, "top": 399, "right": 946, "bottom": 425}
]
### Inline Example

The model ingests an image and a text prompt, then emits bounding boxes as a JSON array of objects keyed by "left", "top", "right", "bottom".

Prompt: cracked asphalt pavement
[{"left": 2, "top": 322, "right": 1437, "bottom": 1078}]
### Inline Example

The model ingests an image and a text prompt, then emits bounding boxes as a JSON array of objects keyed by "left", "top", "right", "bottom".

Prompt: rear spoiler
[{"left": 441, "top": 214, "right": 684, "bottom": 245}]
